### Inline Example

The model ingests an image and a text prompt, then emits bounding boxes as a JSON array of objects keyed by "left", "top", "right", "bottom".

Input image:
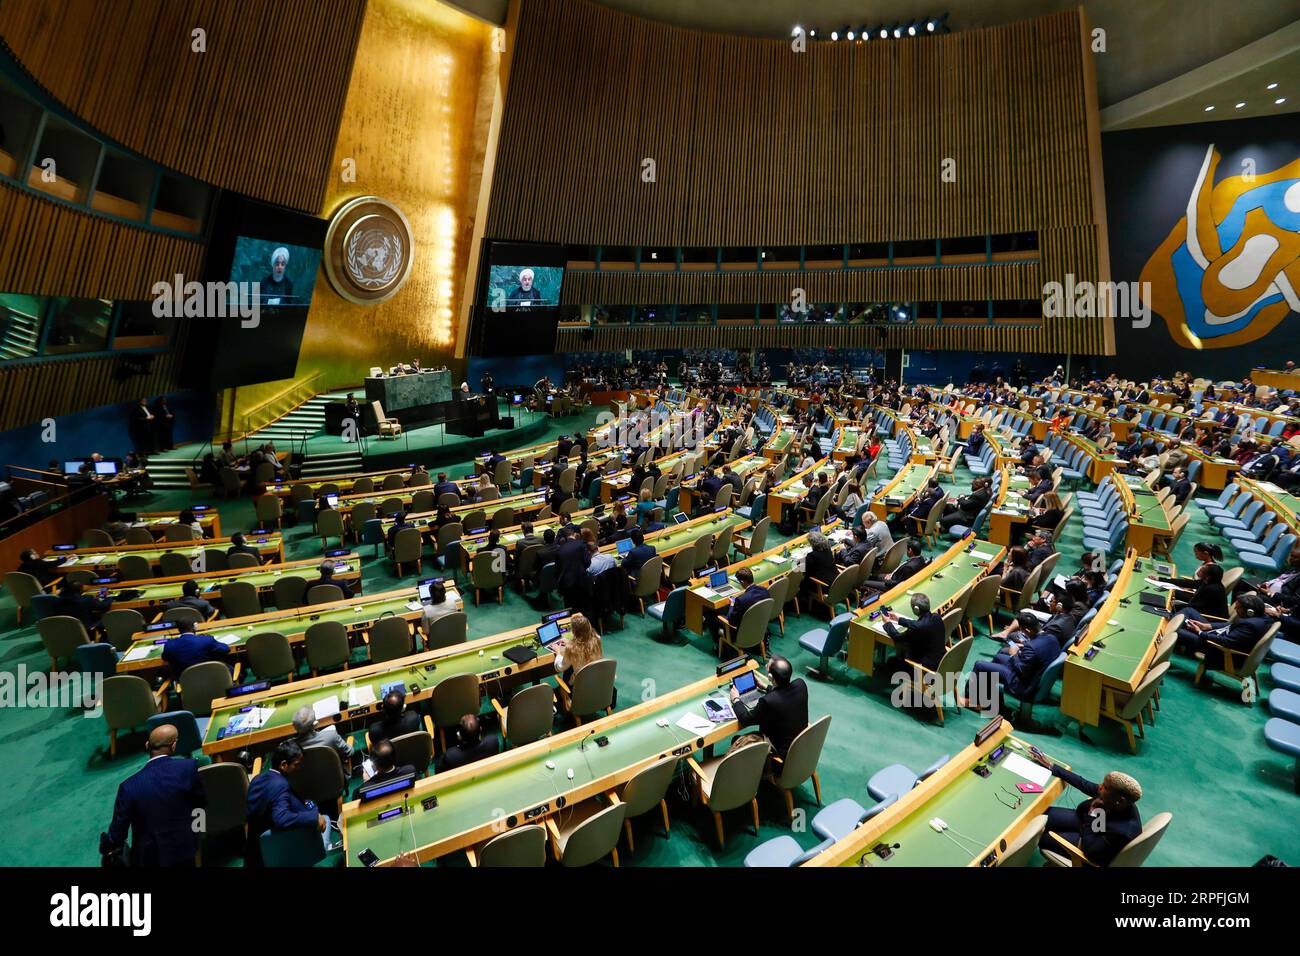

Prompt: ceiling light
[
  {"left": 908, "top": 24, "right": 917, "bottom": 36},
  {"left": 893, "top": 26, "right": 903, "bottom": 38},
  {"left": 880, "top": 28, "right": 888, "bottom": 38},
  {"left": 830, "top": 30, "right": 838, "bottom": 40},
  {"left": 927, "top": 19, "right": 937, "bottom": 32},
  {"left": 847, "top": 30, "right": 855, "bottom": 40},
  {"left": 1235, "top": 102, "right": 1246, "bottom": 109},
  {"left": 1277, "top": 97, "right": 1287, "bottom": 105},
  {"left": 1204, "top": 105, "right": 1215, "bottom": 112},
  {"left": 1267, "top": 82, "right": 1278, "bottom": 90}
]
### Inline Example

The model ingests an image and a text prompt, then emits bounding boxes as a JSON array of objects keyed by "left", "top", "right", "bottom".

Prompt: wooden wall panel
[
  {"left": 488, "top": 0, "right": 1112, "bottom": 354},
  {"left": 0, "top": 181, "right": 203, "bottom": 298},
  {"left": 0, "top": 0, "right": 367, "bottom": 212}
]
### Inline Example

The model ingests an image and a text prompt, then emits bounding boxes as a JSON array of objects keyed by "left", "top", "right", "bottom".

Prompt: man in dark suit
[
  {"left": 101, "top": 725, "right": 206, "bottom": 867},
  {"left": 163, "top": 580, "right": 216, "bottom": 620},
  {"left": 1026, "top": 531, "right": 1055, "bottom": 570},
  {"left": 729, "top": 655, "right": 808, "bottom": 758},
  {"left": 1039, "top": 596, "right": 1083, "bottom": 648},
  {"left": 860, "top": 538, "right": 929, "bottom": 596},
  {"left": 965, "top": 424, "right": 987, "bottom": 458},
  {"left": 1163, "top": 466, "right": 1192, "bottom": 505},
  {"left": 798, "top": 471, "right": 831, "bottom": 521},
  {"left": 1028, "top": 751, "right": 1144, "bottom": 866},
  {"left": 724, "top": 567, "right": 770, "bottom": 630},
  {"left": 365, "top": 739, "right": 416, "bottom": 786},
  {"left": 621, "top": 528, "right": 657, "bottom": 575},
  {"left": 940, "top": 477, "right": 991, "bottom": 531},
  {"left": 160, "top": 620, "right": 231, "bottom": 680},
  {"left": 432, "top": 473, "right": 460, "bottom": 501},
  {"left": 962, "top": 612, "right": 1060, "bottom": 713},
  {"left": 368, "top": 690, "right": 422, "bottom": 745},
  {"left": 899, "top": 479, "right": 944, "bottom": 533},
  {"left": 53, "top": 580, "right": 112, "bottom": 631},
  {"left": 534, "top": 528, "right": 560, "bottom": 574},
  {"left": 1176, "top": 593, "right": 1272, "bottom": 668},
  {"left": 699, "top": 468, "right": 725, "bottom": 504},
  {"left": 226, "top": 532, "right": 264, "bottom": 564},
  {"left": 1026, "top": 466, "right": 1053, "bottom": 503},
  {"left": 245, "top": 740, "right": 327, "bottom": 867},
  {"left": 514, "top": 521, "right": 543, "bottom": 563},
  {"left": 880, "top": 593, "right": 946, "bottom": 682},
  {"left": 436, "top": 714, "right": 499, "bottom": 773},
  {"left": 386, "top": 511, "right": 412, "bottom": 550},
  {"left": 835, "top": 526, "right": 872, "bottom": 565},
  {"left": 313, "top": 560, "right": 354, "bottom": 599},
  {"left": 555, "top": 529, "right": 591, "bottom": 610},
  {"left": 485, "top": 448, "right": 506, "bottom": 472}
]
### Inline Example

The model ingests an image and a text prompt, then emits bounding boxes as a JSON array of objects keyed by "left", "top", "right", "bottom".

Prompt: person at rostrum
[
  {"left": 728, "top": 655, "right": 808, "bottom": 759},
  {"left": 101, "top": 724, "right": 206, "bottom": 867}
]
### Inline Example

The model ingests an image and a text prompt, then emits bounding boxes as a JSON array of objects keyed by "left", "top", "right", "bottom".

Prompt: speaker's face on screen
[
  {"left": 271, "top": 254, "right": 288, "bottom": 280},
  {"left": 519, "top": 269, "right": 534, "bottom": 290}
]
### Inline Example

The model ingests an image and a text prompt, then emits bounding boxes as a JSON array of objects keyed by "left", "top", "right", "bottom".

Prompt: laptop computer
[
  {"left": 536, "top": 620, "right": 564, "bottom": 647},
  {"left": 672, "top": 513, "right": 688, "bottom": 524},
  {"left": 732, "top": 670, "right": 763, "bottom": 709},
  {"left": 709, "top": 569, "right": 739, "bottom": 597},
  {"left": 616, "top": 537, "right": 634, "bottom": 556},
  {"left": 416, "top": 577, "right": 445, "bottom": 604}
]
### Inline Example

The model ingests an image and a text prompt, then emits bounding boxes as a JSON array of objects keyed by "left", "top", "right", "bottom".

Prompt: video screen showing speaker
[
  {"left": 185, "top": 193, "right": 328, "bottom": 389},
  {"left": 227, "top": 237, "right": 323, "bottom": 308},
  {"left": 471, "top": 241, "right": 565, "bottom": 356}
]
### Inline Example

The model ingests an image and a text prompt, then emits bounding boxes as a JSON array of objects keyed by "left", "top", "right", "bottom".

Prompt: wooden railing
[{"left": 215, "top": 371, "right": 324, "bottom": 444}]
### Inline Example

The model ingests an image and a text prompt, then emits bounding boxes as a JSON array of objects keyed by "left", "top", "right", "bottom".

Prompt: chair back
[
  {"left": 478, "top": 824, "right": 547, "bottom": 867},
  {"left": 1009, "top": 566, "right": 1044, "bottom": 613},
  {"left": 996, "top": 815, "right": 1046, "bottom": 867},
  {"left": 382, "top": 473, "right": 405, "bottom": 491},
  {"left": 102, "top": 674, "right": 160, "bottom": 731},
  {"left": 273, "top": 575, "right": 308, "bottom": 609},
  {"left": 733, "top": 599, "right": 774, "bottom": 651},
  {"left": 689, "top": 533, "right": 714, "bottom": 571},
  {"left": 179, "top": 660, "right": 235, "bottom": 716},
  {"left": 368, "top": 616, "right": 413, "bottom": 663},
  {"left": 1240, "top": 625, "right": 1278, "bottom": 679},
  {"left": 390, "top": 731, "right": 435, "bottom": 776},
  {"left": 1119, "top": 661, "right": 1169, "bottom": 719},
  {"left": 162, "top": 606, "right": 204, "bottom": 626},
  {"left": 246, "top": 631, "right": 295, "bottom": 681},
  {"left": 570, "top": 657, "right": 618, "bottom": 718},
  {"left": 667, "top": 548, "right": 696, "bottom": 585},
  {"left": 102, "top": 608, "right": 146, "bottom": 651},
  {"left": 826, "top": 566, "right": 857, "bottom": 608},
  {"left": 621, "top": 755, "right": 679, "bottom": 818},
  {"left": 879, "top": 538, "right": 909, "bottom": 574},
  {"left": 425, "top": 611, "right": 468, "bottom": 650},
  {"left": 227, "top": 552, "right": 260, "bottom": 570},
  {"left": 379, "top": 497, "right": 404, "bottom": 517},
  {"left": 84, "top": 528, "right": 116, "bottom": 547},
  {"left": 198, "top": 762, "right": 249, "bottom": 839},
  {"left": 125, "top": 527, "right": 155, "bottom": 545},
  {"left": 502, "top": 683, "right": 555, "bottom": 746},
  {"left": 38, "top": 615, "right": 89, "bottom": 665},
  {"left": 747, "top": 516, "right": 771, "bottom": 554},
  {"left": 317, "top": 509, "right": 345, "bottom": 540},
  {"left": 707, "top": 741, "right": 771, "bottom": 812},
  {"left": 393, "top": 526, "right": 424, "bottom": 567},
  {"left": 472, "top": 551, "right": 506, "bottom": 595},
  {"left": 146, "top": 710, "right": 204, "bottom": 757},
  {"left": 431, "top": 672, "right": 481, "bottom": 730},
  {"left": 774, "top": 715, "right": 831, "bottom": 790},
  {"left": 288, "top": 745, "right": 347, "bottom": 811},
  {"left": 255, "top": 495, "right": 282, "bottom": 524},
  {"left": 221, "top": 580, "right": 262, "bottom": 618},
  {"left": 436, "top": 522, "right": 463, "bottom": 553},
  {"left": 305, "top": 620, "right": 350, "bottom": 673},
  {"left": 117, "top": 554, "right": 154, "bottom": 581},
  {"left": 75, "top": 642, "right": 118, "bottom": 679},
  {"left": 3, "top": 571, "right": 44, "bottom": 612},
  {"left": 352, "top": 500, "right": 377, "bottom": 526},
  {"left": 558, "top": 802, "right": 627, "bottom": 867},
  {"left": 1110, "top": 811, "right": 1173, "bottom": 867},
  {"left": 633, "top": 555, "right": 663, "bottom": 600},
  {"left": 307, "top": 584, "right": 345, "bottom": 605},
  {"left": 158, "top": 551, "right": 195, "bottom": 578},
  {"left": 941, "top": 606, "right": 966, "bottom": 643}
]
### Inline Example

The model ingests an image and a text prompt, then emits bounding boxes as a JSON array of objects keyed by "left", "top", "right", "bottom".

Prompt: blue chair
[
  {"left": 798, "top": 612, "right": 853, "bottom": 680},
  {"left": 1271, "top": 640, "right": 1300, "bottom": 667},
  {"left": 75, "top": 642, "right": 119, "bottom": 678},
  {"left": 743, "top": 834, "right": 834, "bottom": 867},
  {"left": 867, "top": 754, "right": 949, "bottom": 802},
  {"left": 1270, "top": 662, "right": 1300, "bottom": 693},
  {"left": 28, "top": 594, "right": 62, "bottom": 623},
  {"left": 736, "top": 494, "right": 766, "bottom": 522},
  {"left": 1262, "top": 718, "right": 1300, "bottom": 793},
  {"left": 535, "top": 562, "right": 559, "bottom": 608},
  {"left": 811, "top": 793, "right": 898, "bottom": 841},
  {"left": 359, "top": 518, "right": 386, "bottom": 557},
  {"left": 646, "top": 586, "right": 688, "bottom": 639},
  {"left": 146, "top": 710, "right": 205, "bottom": 757},
  {"left": 1002, "top": 652, "right": 1068, "bottom": 721},
  {"left": 1240, "top": 534, "right": 1297, "bottom": 573},
  {"left": 664, "top": 486, "right": 680, "bottom": 514},
  {"left": 1269, "top": 688, "right": 1300, "bottom": 724},
  {"left": 259, "top": 826, "right": 327, "bottom": 867}
]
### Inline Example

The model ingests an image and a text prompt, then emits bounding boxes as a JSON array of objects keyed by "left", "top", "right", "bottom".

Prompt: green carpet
[{"left": 1, "top": 419, "right": 1295, "bottom": 867}]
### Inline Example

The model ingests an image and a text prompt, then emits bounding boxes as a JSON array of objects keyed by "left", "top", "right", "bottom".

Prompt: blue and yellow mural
[{"left": 1141, "top": 144, "right": 1300, "bottom": 350}]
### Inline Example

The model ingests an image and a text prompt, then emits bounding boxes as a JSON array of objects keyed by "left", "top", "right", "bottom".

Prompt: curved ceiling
[{"left": 589, "top": 0, "right": 1300, "bottom": 107}]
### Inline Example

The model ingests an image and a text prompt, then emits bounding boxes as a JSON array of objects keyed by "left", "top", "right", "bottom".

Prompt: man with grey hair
[
  {"left": 880, "top": 592, "right": 945, "bottom": 684},
  {"left": 1027, "top": 747, "right": 1144, "bottom": 865},
  {"left": 261, "top": 246, "right": 294, "bottom": 303},
  {"left": 291, "top": 705, "right": 354, "bottom": 768},
  {"left": 861, "top": 509, "right": 892, "bottom": 554}
]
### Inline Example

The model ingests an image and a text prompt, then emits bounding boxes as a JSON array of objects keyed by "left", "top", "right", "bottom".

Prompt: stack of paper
[
  {"left": 313, "top": 696, "right": 341, "bottom": 721},
  {"left": 346, "top": 686, "right": 377, "bottom": 708}
]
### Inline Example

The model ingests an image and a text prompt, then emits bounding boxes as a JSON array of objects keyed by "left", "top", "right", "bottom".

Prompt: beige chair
[
  {"left": 102, "top": 674, "right": 163, "bottom": 757},
  {"left": 125, "top": 527, "right": 155, "bottom": 545},
  {"left": 272, "top": 575, "right": 308, "bottom": 609},
  {"left": 351, "top": 501, "right": 378, "bottom": 538},
  {"left": 717, "top": 597, "right": 773, "bottom": 660},
  {"left": 996, "top": 815, "right": 1047, "bottom": 867},
  {"left": 101, "top": 607, "right": 146, "bottom": 652},
  {"left": 389, "top": 729, "right": 435, "bottom": 777},
  {"left": 117, "top": 554, "right": 154, "bottom": 581},
  {"left": 179, "top": 661, "right": 235, "bottom": 716},
  {"left": 557, "top": 657, "right": 617, "bottom": 725},
  {"left": 735, "top": 516, "right": 770, "bottom": 558},
  {"left": 392, "top": 526, "right": 424, "bottom": 577},
  {"left": 410, "top": 489, "right": 435, "bottom": 514},
  {"left": 245, "top": 631, "right": 296, "bottom": 682},
  {"left": 493, "top": 458, "right": 513, "bottom": 490},
  {"left": 808, "top": 565, "right": 856, "bottom": 620},
  {"left": 606, "top": 755, "right": 677, "bottom": 853},
  {"left": 221, "top": 580, "right": 262, "bottom": 619},
  {"left": 667, "top": 548, "right": 696, "bottom": 587},
  {"left": 469, "top": 551, "right": 505, "bottom": 605},
  {"left": 307, "top": 584, "right": 345, "bottom": 605},
  {"left": 379, "top": 497, "right": 404, "bottom": 518},
  {"left": 197, "top": 762, "right": 249, "bottom": 859},
  {"left": 630, "top": 555, "right": 663, "bottom": 615},
  {"left": 546, "top": 799, "right": 627, "bottom": 867},
  {"left": 1193, "top": 624, "right": 1277, "bottom": 701},
  {"left": 289, "top": 746, "right": 347, "bottom": 817},
  {"left": 1004, "top": 565, "right": 1043, "bottom": 614},
  {"left": 768, "top": 715, "right": 831, "bottom": 821},
  {"left": 372, "top": 401, "right": 402, "bottom": 438},
  {"left": 255, "top": 495, "right": 283, "bottom": 528},
  {"left": 1100, "top": 661, "right": 1170, "bottom": 752},
  {"left": 161, "top": 606, "right": 204, "bottom": 626},
  {"left": 686, "top": 740, "right": 770, "bottom": 847},
  {"left": 903, "top": 635, "right": 975, "bottom": 725},
  {"left": 490, "top": 506, "right": 515, "bottom": 531},
  {"left": 227, "top": 552, "right": 260, "bottom": 570},
  {"left": 1041, "top": 812, "right": 1174, "bottom": 867},
  {"left": 962, "top": 574, "right": 1002, "bottom": 638},
  {"left": 878, "top": 538, "right": 909, "bottom": 575},
  {"left": 163, "top": 523, "right": 198, "bottom": 542},
  {"left": 765, "top": 574, "right": 791, "bottom": 635},
  {"left": 305, "top": 620, "right": 351, "bottom": 675},
  {"left": 461, "top": 509, "right": 487, "bottom": 530},
  {"left": 84, "top": 528, "right": 116, "bottom": 547},
  {"left": 423, "top": 611, "right": 468, "bottom": 650},
  {"left": 467, "top": 823, "right": 547, "bottom": 867},
  {"left": 158, "top": 551, "right": 194, "bottom": 578},
  {"left": 38, "top": 615, "right": 89, "bottom": 670},
  {"left": 3, "top": 571, "right": 44, "bottom": 625},
  {"left": 368, "top": 616, "right": 412, "bottom": 663},
  {"left": 382, "top": 473, "right": 405, "bottom": 491},
  {"left": 317, "top": 509, "right": 346, "bottom": 550},
  {"left": 430, "top": 673, "right": 480, "bottom": 751},
  {"left": 490, "top": 683, "right": 555, "bottom": 747}
]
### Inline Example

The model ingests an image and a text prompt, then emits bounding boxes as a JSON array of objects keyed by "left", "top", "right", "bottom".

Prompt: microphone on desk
[
  {"left": 579, "top": 727, "right": 598, "bottom": 751},
  {"left": 1093, "top": 624, "right": 1125, "bottom": 645}
]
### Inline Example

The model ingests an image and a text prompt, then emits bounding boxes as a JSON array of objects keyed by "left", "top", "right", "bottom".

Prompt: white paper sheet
[{"left": 1002, "top": 752, "right": 1052, "bottom": 786}]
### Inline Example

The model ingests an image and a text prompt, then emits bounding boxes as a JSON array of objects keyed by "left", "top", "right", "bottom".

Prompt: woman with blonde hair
[
  {"left": 635, "top": 486, "right": 657, "bottom": 526},
  {"left": 556, "top": 612, "right": 603, "bottom": 682}
]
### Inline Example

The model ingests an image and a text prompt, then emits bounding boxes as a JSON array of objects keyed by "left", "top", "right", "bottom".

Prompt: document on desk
[
  {"left": 1143, "top": 578, "right": 1180, "bottom": 591},
  {"left": 405, "top": 600, "right": 424, "bottom": 612},
  {"left": 676, "top": 712, "right": 715, "bottom": 736},
  {"left": 969, "top": 550, "right": 999, "bottom": 561},
  {"left": 313, "top": 696, "right": 341, "bottom": 721},
  {"left": 217, "top": 635, "right": 240, "bottom": 646},
  {"left": 1002, "top": 753, "right": 1052, "bottom": 787},
  {"left": 347, "top": 686, "right": 377, "bottom": 708},
  {"left": 121, "top": 646, "right": 152, "bottom": 663}
]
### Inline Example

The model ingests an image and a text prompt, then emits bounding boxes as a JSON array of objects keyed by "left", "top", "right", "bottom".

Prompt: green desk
[
  {"left": 869, "top": 461, "right": 935, "bottom": 519},
  {"left": 618, "top": 510, "right": 750, "bottom": 559},
  {"left": 806, "top": 721, "right": 1065, "bottom": 867},
  {"left": 100, "top": 555, "right": 363, "bottom": 612},
  {"left": 45, "top": 533, "right": 284, "bottom": 573},
  {"left": 339, "top": 666, "right": 755, "bottom": 865},
  {"left": 1119, "top": 474, "right": 1172, "bottom": 555}
]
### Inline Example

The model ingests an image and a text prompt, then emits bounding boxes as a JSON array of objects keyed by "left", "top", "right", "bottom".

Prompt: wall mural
[{"left": 1140, "top": 144, "right": 1300, "bottom": 350}]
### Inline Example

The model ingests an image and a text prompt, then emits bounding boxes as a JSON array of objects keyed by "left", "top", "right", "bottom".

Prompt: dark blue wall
[
  {"left": 468, "top": 354, "right": 567, "bottom": 392},
  {"left": 0, "top": 390, "right": 214, "bottom": 471}
]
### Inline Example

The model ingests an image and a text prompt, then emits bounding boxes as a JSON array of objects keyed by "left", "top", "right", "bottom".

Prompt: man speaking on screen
[
  {"left": 507, "top": 267, "right": 542, "bottom": 307},
  {"left": 262, "top": 247, "right": 296, "bottom": 305}
]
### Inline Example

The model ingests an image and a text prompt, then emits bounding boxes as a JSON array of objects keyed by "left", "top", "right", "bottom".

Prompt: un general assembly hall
[{"left": 0, "top": 0, "right": 1298, "bottom": 924}]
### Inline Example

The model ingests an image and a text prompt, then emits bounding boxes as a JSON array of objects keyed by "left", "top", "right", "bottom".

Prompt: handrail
[{"left": 242, "top": 370, "right": 324, "bottom": 425}]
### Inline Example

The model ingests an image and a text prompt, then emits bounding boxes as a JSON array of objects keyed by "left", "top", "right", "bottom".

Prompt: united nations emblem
[{"left": 323, "top": 196, "right": 414, "bottom": 304}]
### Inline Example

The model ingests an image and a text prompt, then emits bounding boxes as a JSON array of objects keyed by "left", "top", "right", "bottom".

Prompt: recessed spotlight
[
  {"left": 1235, "top": 102, "right": 1246, "bottom": 109},
  {"left": 908, "top": 24, "right": 917, "bottom": 36},
  {"left": 880, "top": 28, "right": 888, "bottom": 38},
  {"left": 1267, "top": 82, "right": 1278, "bottom": 90},
  {"left": 830, "top": 30, "right": 838, "bottom": 40},
  {"left": 1277, "top": 97, "right": 1287, "bottom": 105},
  {"left": 893, "top": 27, "right": 902, "bottom": 38},
  {"left": 1204, "top": 105, "right": 1215, "bottom": 112},
  {"left": 927, "top": 19, "right": 937, "bottom": 32},
  {"left": 847, "top": 30, "right": 855, "bottom": 40}
]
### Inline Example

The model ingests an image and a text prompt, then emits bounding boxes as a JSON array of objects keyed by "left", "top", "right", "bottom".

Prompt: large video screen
[
  {"left": 228, "top": 237, "right": 323, "bottom": 308},
  {"left": 486, "top": 263, "right": 564, "bottom": 310}
]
